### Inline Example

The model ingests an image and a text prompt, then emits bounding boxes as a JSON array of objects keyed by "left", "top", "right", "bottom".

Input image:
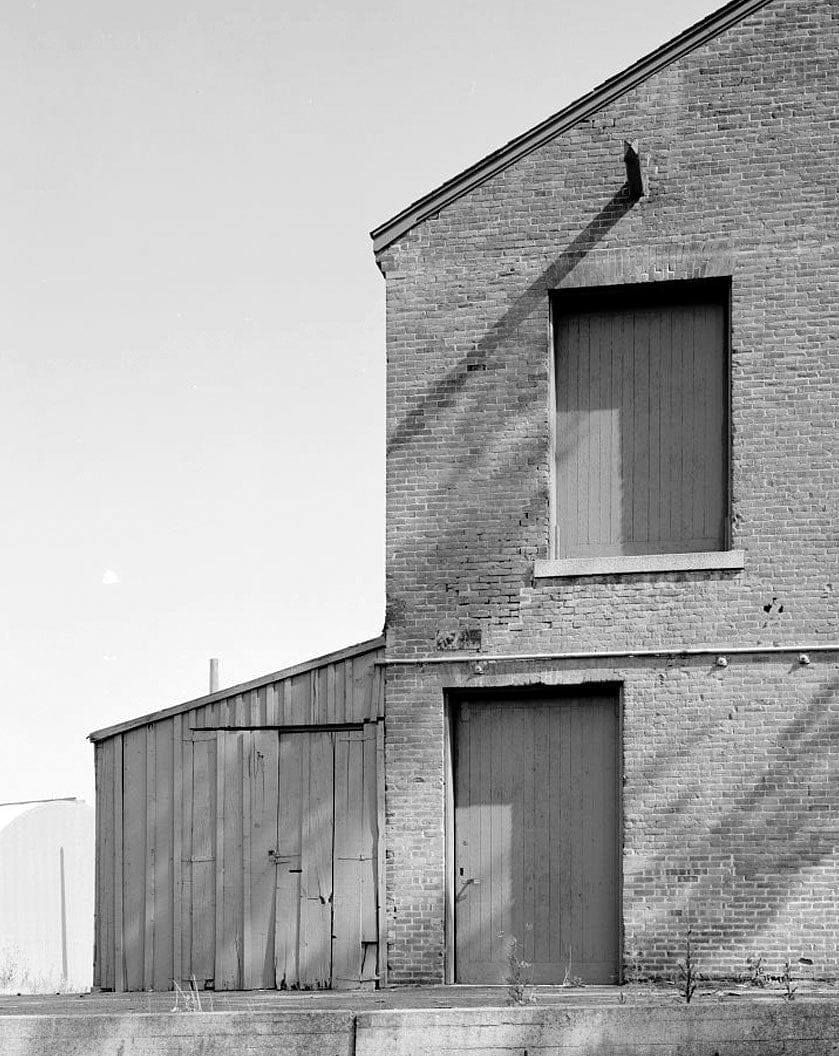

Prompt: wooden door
[
  {"left": 555, "top": 294, "right": 726, "bottom": 558},
  {"left": 213, "top": 727, "right": 378, "bottom": 990},
  {"left": 274, "top": 730, "right": 334, "bottom": 989},
  {"left": 454, "top": 694, "right": 619, "bottom": 984},
  {"left": 216, "top": 730, "right": 281, "bottom": 989}
]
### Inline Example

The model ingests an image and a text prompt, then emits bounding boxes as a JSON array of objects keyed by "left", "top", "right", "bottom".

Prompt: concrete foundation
[
  {"left": 1, "top": 996, "right": 838, "bottom": 1056},
  {"left": 0, "top": 1011, "right": 355, "bottom": 1056},
  {"left": 357, "top": 1004, "right": 839, "bottom": 1055}
]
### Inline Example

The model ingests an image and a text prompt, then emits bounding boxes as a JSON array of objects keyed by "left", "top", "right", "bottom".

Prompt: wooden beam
[{"left": 623, "top": 140, "right": 645, "bottom": 199}]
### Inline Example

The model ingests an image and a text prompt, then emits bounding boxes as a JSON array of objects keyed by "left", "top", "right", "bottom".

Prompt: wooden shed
[{"left": 89, "top": 637, "right": 385, "bottom": 993}]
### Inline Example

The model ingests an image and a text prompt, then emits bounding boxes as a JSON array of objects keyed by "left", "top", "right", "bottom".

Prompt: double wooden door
[
  {"left": 454, "top": 694, "right": 620, "bottom": 984},
  {"left": 211, "top": 727, "right": 378, "bottom": 990}
]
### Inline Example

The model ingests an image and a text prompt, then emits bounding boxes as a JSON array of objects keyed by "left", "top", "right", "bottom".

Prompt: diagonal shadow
[
  {"left": 387, "top": 184, "right": 638, "bottom": 457},
  {"left": 629, "top": 675, "right": 839, "bottom": 967}
]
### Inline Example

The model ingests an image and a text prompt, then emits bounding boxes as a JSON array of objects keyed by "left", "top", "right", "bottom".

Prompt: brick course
[{"left": 378, "top": 0, "right": 839, "bottom": 983}]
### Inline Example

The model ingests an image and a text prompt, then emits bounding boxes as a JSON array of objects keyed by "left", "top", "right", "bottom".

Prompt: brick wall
[{"left": 378, "top": 0, "right": 839, "bottom": 982}]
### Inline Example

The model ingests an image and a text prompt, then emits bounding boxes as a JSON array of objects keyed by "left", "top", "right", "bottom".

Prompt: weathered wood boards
[
  {"left": 555, "top": 289, "right": 726, "bottom": 559},
  {"left": 454, "top": 692, "right": 620, "bottom": 984},
  {"left": 91, "top": 641, "right": 384, "bottom": 992}
]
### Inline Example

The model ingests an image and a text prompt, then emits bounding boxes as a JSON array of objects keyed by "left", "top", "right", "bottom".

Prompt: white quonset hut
[
  {"left": 89, "top": 638, "right": 385, "bottom": 992},
  {"left": 0, "top": 799, "right": 94, "bottom": 992}
]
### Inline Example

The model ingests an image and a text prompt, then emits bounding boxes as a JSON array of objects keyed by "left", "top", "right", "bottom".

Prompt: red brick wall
[{"left": 379, "top": 0, "right": 839, "bottom": 983}]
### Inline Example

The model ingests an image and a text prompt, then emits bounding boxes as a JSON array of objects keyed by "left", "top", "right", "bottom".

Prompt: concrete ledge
[
  {"left": 534, "top": 549, "right": 745, "bottom": 578},
  {"left": 2, "top": 1001, "right": 839, "bottom": 1056},
  {"left": 356, "top": 1003, "right": 839, "bottom": 1056},
  {"left": 0, "top": 1010, "right": 355, "bottom": 1056}
]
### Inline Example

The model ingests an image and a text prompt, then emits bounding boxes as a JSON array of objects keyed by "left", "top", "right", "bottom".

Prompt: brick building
[
  {"left": 372, "top": 0, "right": 838, "bottom": 985},
  {"left": 91, "top": 0, "right": 838, "bottom": 993}
]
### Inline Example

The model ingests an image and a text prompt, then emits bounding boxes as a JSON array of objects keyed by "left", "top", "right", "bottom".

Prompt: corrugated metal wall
[{"left": 92, "top": 638, "right": 385, "bottom": 992}]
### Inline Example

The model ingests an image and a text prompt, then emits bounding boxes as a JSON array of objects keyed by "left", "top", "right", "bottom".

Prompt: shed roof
[
  {"left": 370, "top": 0, "right": 774, "bottom": 255},
  {"left": 88, "top": 635, "right": 385, "bottom": 743}
]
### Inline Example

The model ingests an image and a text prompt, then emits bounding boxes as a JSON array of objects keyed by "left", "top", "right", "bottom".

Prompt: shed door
[
  {"left": 454, "top": 694, "right": 619, "bottom": 984},
  {"left": 214, "top": 727, "right": 378, "bottom": 990}
]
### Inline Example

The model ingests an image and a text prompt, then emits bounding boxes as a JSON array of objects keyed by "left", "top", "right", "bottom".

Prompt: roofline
[
  {"left": 88, "top": 635, "right": 386, "bottom": 743},
  {"left": 370, "top": 0, "right": 774, "bottom": 255}
]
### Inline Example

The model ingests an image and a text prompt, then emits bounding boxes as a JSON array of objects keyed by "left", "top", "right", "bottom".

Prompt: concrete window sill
[{"left": 534, "top": 550, "right": 745, "bottom": 579}]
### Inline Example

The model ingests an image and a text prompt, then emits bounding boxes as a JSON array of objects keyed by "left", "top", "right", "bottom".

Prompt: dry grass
[{"left": 0, "top": 946, "right": 87, "bottom": 995}]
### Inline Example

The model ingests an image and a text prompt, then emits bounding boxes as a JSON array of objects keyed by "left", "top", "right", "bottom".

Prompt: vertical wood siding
[
  {"left": 189, "top": 647, "right": 383, "bottom": 729},
  {"left": 555, "top": 297, "right": 726, "bottom": 559},
  {"left": 92, "top": 643, "right": 384, "bottom": 991},
  {"left": 454, "top": 693, "right": 620, "bottom": 984}
]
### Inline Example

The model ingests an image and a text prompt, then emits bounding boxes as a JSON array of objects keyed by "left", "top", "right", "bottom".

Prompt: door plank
[
  {"left": 94, "top": 740, "right": 113, "bottom": 990},
  {"left": 244, "top": 731, "right": 280, "bottom": 988},
  {"left": 216, "top": 732, "right": 244, "bottom": 989},
  {"left": 242, "top": 733, "right": 253, "bottom": 985},
  {"left": 298, "top": 732, "right": 334, "bottom": 987},
  {"left": 360, "top": 723, "right": 378, "bottom": 945},
  {"left": 180, "top": 730, "right": 194, "bottom": 984},
  {"left": 113, "top": 736, "right": 124, "bottom": 992},
  {"left": 533, "top": 704, "right": 551, "bottom": 968},
  {"left": 331, "top": 730, "right": 364, "bottom": 989},
  {"left": 121, "top": 727, "right": 146, "bottom": 992},
  {"left": 454, "top": 705, "right": 473, "bottom": 978},
  {"left": 152, "top": 720, "right": 174, "bottom": 991},
  {"left": 143, "top": 727, "right": 155, "bottom": 990},
  {"left": 191, "top": 736, "right": 216, "bottom": 986},
  {"left": 173, "top": 716, "right": 183, "bottom": 988},
  {"left": 275, "top": 732, "right": 304, "bottom": 988},
  {"left": 375, "top": 721, "right": 387, "bottom": 986}
]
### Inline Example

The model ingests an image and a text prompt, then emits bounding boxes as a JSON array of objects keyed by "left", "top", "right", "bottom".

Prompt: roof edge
[
  {"left": 371, "top": 0, "right": 774, "bottom": 255},
  {"left": 88, "top": 635, "right": 386, "bottom": 743}
]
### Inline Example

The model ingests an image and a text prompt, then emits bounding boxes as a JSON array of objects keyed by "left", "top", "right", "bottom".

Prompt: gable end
[{"left": 371, "top": 0, "right": 776, "bottom": 256}]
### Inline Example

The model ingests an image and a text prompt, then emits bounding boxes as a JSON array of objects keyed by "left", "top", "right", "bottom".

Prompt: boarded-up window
[{"left": 554, "top": 280, "right": 728, "bottom": 559}]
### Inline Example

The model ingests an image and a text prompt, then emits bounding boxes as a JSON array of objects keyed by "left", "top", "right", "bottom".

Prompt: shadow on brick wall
[
  {"left": 387, "top": 184, "right": 637, "bottom": 459},
  {"left": 633, "top": 674, "right": 839, "bottom": 967}
]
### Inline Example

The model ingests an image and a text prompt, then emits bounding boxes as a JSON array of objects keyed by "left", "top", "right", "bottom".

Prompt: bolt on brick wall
[{"left": 379, "top": 0, "right": 839, "bottom": 983}]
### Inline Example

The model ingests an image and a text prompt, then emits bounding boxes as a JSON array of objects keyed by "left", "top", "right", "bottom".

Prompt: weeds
[
  {"left": 560, "top": 947, "right": 585, "bottom": 989},
  {"left": 780, "top": 957, "right": 797, "bottom": 1001},
  {"left": 171, "top": 975, "right": 204, "bottom": 1012},
  {"left": 746, "top": 952, "right": 813, "bottom": 998},
  {"left": 0, "top": 947, "right": 83, "bottom": 995},
  {"left": 676, "top": 925, "right": 699, "bottom": 1004},
  {"left": 504, "top": 935, "right": 537, "bottom": 1006},
  {"left": 626, "top": 947, "right": 645, "bottom": 986},
  {"left": 0, "top": 949, "right": 19, "bottom": 992},
  {"left": 745, "top": 953, "right": 768, "bottom": 989}
]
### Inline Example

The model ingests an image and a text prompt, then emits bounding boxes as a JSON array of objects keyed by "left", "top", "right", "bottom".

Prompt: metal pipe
[{"left": 377, "top": 643, "right": 839, "bottom": 665}]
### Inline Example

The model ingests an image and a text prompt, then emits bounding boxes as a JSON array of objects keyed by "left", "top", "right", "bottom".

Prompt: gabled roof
[
  {"left": 371, "top": 0, "right": 774, "bottom": 256},
  {"left": 88, "top": 635, "right": 385, "bottom": 742}
]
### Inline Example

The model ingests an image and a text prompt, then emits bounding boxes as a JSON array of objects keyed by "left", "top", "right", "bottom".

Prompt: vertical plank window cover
[{"left": 555, "top": 286, "right": 727, "bottom": 559}]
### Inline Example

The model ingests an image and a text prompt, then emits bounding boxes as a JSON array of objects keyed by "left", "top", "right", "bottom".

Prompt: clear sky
[{"left": 1, "top": 0, "right": 722, "bottom": 808}]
